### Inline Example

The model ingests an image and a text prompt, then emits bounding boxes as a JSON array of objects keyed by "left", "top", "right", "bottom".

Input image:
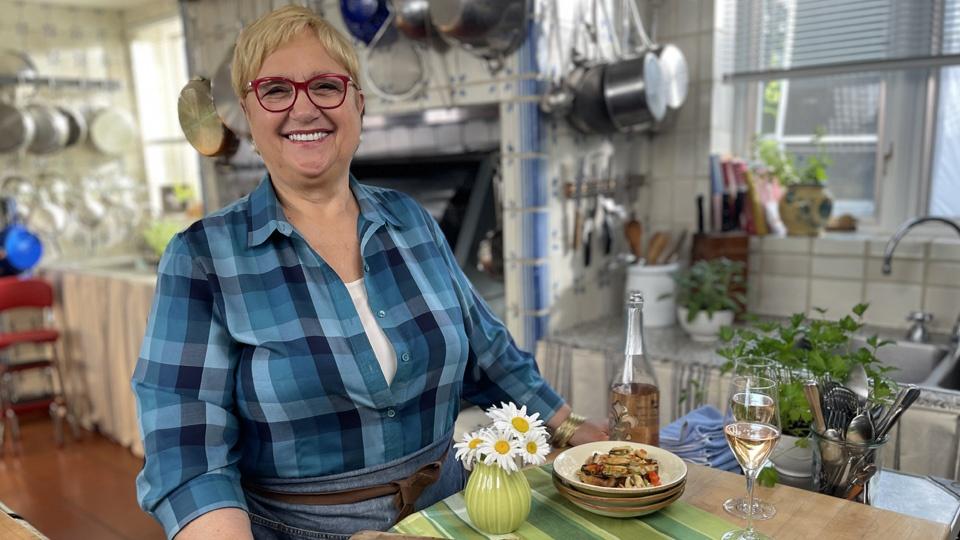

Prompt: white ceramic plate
[
  {"left": 560, "top": 485, "right": 685, "bottom": 518},
  {"left": 553, "top": 441, "right": 687, "bottom": 498}
]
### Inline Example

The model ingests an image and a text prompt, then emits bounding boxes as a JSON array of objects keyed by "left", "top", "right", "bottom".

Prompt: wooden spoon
[{"left": 624, "top": 218, "right": 643, "bottom": 260}]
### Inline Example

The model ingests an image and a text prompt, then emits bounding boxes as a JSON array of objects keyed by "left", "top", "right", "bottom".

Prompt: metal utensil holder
[{"left": 812, "top": 429, "right": 889, "bottom": 505}]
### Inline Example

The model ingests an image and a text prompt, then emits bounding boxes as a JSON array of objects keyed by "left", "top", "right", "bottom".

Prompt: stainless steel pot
[
  {"left": 89, "top": 107, "right": 138, "bottom": 156},
  {"left": 567, "top": 64, "right": 616, "bottom": 135},
  {"left": 57, "top": 105, "right": 88, "bottom": 147},
  {"left": 392, "top": 0, "right": 431, "bottom": 41},
  {"left": 657, "top": 44, "right": 688, "bottom": 110},
  {"left": 212, "top": 45, "right": 249, "bottom": 137},
  {"left": 603, "top": 51, "right": 666, "bottom": 131},
  {"left": 429, "top": 0, "right": 530, "bottom": 64},
  {"left": 26, "top": 104, "right": 70, "bottom": 155},
  {"left": 0, "top": 102, "right": 35, "bottom": 154}
]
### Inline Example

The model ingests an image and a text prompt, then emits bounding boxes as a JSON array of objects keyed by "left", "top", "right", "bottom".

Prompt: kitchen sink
[{"left": 851, "top": 335, "right": 950, "bottom": 385}]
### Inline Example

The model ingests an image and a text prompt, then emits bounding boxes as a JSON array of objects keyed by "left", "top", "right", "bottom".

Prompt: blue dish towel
[{"left": 660, "top": 405, "right": 741, "bottom": 473}]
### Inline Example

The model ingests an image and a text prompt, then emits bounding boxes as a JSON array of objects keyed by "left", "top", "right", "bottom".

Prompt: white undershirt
[{"left": 344, "top": 278, "right": 397, "bottom": 385}]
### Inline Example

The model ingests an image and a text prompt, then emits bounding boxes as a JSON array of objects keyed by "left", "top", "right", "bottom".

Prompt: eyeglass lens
[{"left": 256, "top": 76, "right": 347, "bottom": 111}]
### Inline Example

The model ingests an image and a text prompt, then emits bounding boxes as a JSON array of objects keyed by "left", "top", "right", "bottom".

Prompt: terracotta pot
[{"left": 778, "top": 184, "right": 833, "bottom": 236}]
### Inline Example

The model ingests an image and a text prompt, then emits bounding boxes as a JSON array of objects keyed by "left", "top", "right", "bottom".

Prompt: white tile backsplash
[
  {"left": 812, "top": 237, "right": 867, "bottom": 257},
  {"left": 923, "top": 287, "right": 960, "bottom": 333},
  {"left": 865, "top": 258, "right": 925, "bottom": 284},
  {"left": 927, "top": 262, "right": 960, "bottom": 287},
  {"left": 930, "top": 239, "right": 960, "bottom": 262},
  {"left": 762, "top": 236, "right": 812, "bottom": 254},
  {"left": 809, "top": 279, "right": 864, "bottom": 320},
  {"left": 862, "top": 282, "right": 924, "bottom": 328},
  {"left": 757, "top": 275, "right": 809, "bottom": 317},
  {"left": 868, "top": 239, "right": 925, "bottom": 259},
  {"left": 763, "top": 254, "right": 810, "bottom": 277},
  {"left": 811, "top": 256, "right": 866, "bottom": 280}
]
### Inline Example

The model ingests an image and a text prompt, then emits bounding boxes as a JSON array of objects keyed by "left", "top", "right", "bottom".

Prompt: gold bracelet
[{"left": 550, "top": 413, "right": 586, "bottom": 448}]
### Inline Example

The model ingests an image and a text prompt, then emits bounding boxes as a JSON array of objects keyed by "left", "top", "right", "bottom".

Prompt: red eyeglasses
[{"left": 246, "top": 74, "right": 361, "bottom": 112}]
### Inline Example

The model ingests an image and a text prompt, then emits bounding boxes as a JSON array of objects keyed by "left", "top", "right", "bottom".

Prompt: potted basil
[{"left": 672, "top": 258, "right": 745, "bottom": 342}]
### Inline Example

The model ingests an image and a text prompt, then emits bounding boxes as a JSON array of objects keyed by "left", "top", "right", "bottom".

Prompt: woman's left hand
[{"left": 568, "top": 418, "right": 609, "bottom": 446}]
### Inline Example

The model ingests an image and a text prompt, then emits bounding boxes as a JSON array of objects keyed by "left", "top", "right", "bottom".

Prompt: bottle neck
[{"left": 625, "top": 303, "right": 645, "bottom": 356}]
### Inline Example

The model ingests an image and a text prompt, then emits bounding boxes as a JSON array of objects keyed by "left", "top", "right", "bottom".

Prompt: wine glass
[
  {"left": 723, "top": 375, "right": 780, "bottom": 540},
  {"left": 724, "top": 356, "right": 778, "bottom": 520}
]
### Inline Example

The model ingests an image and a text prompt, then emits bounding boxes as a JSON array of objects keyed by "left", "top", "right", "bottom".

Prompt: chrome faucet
[{"left": 882, "top": 216, "right": 960, "bottom": 347}]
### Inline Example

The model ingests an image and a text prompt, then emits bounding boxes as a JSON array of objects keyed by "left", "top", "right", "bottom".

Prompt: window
[
  {"left": 723, "top": 0, "right": 960, "bottom": 230},
  {"left": 129, "top": 16, "right": 201, "bottom": 216}
]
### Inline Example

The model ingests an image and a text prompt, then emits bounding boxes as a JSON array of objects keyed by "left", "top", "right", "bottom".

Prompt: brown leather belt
[{"left": 243, "top": 450, "right": 447, "bottom": 523}]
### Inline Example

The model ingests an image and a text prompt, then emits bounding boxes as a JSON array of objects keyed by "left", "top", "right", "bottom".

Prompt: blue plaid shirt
[{"left": 132, "top": 176, "right": 564, "bottom": 537}]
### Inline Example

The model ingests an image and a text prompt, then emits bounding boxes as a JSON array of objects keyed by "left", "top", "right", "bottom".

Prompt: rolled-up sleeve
[
  {"left": 423, "top": 212, "right": 565, "bottom": 422},
  {"left": 132, "top": 233, "right": 246, "bottom": 538}
]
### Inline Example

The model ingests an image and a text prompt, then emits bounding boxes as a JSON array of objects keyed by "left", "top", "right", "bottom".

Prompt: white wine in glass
[
  {"left": 722, "top": 376, "right": 780, "bottom": 540},
  {"left": 724, "top": 356, "right": 778, "bottom": 521}
]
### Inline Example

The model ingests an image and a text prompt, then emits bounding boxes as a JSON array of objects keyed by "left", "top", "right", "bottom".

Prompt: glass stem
[{"left": 746, "top": 468, "right": 757, "bottom": 534}]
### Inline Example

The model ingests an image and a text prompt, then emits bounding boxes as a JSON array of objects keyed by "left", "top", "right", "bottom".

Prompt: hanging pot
[
  {"left": 178, "top": 77, "right": 238, "bottom": 157},
  {"left": 88, "top": 107, "right": 138, "bottom": 156},
  {"left": 26, "top": 104, "right": 70, "bottom": 155},
  {"left": 0, "top": 102, "right": 35, "bottom": 154},
  {"left": 429, "top": 0, "right": 530, "bottom": 67},
  {"left": 651, "top": 44, "right": 689, "bottom": 132},
  {"left": 391, "top": 0, "right": 432, "bottom": 41},
  {"left": 603, "top": 51, "right": 667, "bottom": 132},
  {"left": 212, "top": 45, "right": 249, "bottom": 137},
  {"left": 567, "top": 63, "right": 616, "bottom": 135},
  {"left": 57, "top": 105, "right": 88, "bottom": 147},
  {"left": 340, "top": 0, "right": 391, "bottom": 45}
]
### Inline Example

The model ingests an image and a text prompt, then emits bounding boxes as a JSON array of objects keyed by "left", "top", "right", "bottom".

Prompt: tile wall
[{"left": 748, "top": 235, "right": 960, "bottom": 333}]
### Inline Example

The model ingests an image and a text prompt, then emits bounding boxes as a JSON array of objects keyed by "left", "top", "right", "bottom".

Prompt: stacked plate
[{"left": 552, "top": 441, "right": 688, "bottom": 518}]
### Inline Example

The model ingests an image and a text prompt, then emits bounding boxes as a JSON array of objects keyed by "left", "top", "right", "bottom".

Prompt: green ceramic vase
[{"left": 464, "top": 462, "right": 531, "bottom": 534}]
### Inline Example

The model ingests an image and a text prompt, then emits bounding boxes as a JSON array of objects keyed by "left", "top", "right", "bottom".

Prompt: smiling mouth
[{"left": 284, "top": 130, "right": 331, "bottom": 142}]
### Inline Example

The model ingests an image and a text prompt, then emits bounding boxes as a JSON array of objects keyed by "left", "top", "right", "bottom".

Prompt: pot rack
[{"left": 0, "top": 75, "right": 120, "bottom": 91}]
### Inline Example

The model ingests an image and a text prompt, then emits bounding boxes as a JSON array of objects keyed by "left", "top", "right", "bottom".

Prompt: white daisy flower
[
  {"left": 479, "top": 428, "right": 521, "bottom": 473},
  {"left": 453, "top": 431, "right": 484, "bottom": 471},
  {"left": 487, "top": 402, "right": 544, "bottom": 438},
  {"left": 519, "top": 432, "right": 550, "bottom": 466}
]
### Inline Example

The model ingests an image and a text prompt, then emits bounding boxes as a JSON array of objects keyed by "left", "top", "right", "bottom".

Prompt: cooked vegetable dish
[{"left": 577, "top": 446, "right": 662, "bottom": 488}]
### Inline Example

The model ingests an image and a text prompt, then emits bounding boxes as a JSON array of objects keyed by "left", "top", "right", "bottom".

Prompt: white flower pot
[
  {"left": 676, "top": 307, "right": 734, "bottom": 342},
  {"left": 770, "top": 434, "right": 814, "bottom": 487}
]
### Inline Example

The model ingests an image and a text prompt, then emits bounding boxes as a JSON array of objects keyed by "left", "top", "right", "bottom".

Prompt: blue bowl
[
  {"left": 1, "top": 224, "right": 43, "bottom": 275},
  {"left": 340, "top": 0, "right": 390, "bottom": 44}
]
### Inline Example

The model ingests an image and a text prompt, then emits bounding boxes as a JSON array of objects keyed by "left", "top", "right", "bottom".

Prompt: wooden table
[
  {"left": 353, "top": 463, "right": 949, "bottom": 539},
  {"left": 681, "top": 463, "right": 948, "bottom": 540},
  {"left": 0, "top": 510, "right": 46, "bottom": 539}
]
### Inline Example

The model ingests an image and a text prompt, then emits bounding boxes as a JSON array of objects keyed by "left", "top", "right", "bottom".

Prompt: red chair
[{"left": 0, "top": 276, "right": 78, "bottom": 452}]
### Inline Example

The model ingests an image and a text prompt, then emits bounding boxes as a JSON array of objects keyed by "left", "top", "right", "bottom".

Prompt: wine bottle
[{"left": 609, "top": 291, "right": 660, "bottom": 445}]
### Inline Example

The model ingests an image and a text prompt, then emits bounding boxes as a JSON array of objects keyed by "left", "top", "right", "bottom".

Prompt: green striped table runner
[{"left": 392, "top": 464, "right": 739, "bottom": 539}]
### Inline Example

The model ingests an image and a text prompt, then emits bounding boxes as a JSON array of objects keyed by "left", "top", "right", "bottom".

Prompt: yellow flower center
[
  {"left": 526, "top": 442, "right": 539, "bottom": 454},
  {"left": 468, "top": 438, "right": 482, "bottom": 449},
  {"left": 494, "top": 440, "right": 511, "bottom": 454},
  {"left": 511, "top": 417, "right": 530, "bottom": 433}
]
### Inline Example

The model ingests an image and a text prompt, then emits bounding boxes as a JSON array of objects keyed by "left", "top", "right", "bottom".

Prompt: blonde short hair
[{"left": 231, "top": 5, "right": 361, "bottom": 99}]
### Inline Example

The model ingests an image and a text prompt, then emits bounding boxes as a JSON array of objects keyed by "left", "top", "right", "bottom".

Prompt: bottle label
[{"left": 609, "top": 384, "right": 659, "bottom": 447}]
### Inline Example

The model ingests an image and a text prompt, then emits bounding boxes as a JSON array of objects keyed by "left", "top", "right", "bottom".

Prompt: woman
[{"left": 133, "top": 6, "right": 607, "bottom": 540}]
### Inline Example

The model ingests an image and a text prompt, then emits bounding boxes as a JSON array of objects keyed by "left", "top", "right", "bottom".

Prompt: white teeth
[{"left": 287, "top": 131, "right": 329, "bottom": 142}]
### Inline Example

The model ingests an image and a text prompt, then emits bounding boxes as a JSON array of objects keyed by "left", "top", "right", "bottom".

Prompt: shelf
[{"left": 0, "top": 74, "right": 120, "bottom": 91}]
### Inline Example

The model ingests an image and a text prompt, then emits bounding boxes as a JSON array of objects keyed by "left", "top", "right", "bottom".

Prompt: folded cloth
[{"left": 660, "top": 405, "right": 739, "bottom": 472}]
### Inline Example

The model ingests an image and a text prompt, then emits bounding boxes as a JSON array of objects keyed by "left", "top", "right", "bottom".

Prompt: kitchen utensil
[
  {"left": 823, "top": 382, "right": 859, "bottom": 432},
  {"left": 804, "top": 381, "right": 828, "bottom": 435},
  {"left": 603, "top": 52, "right": 667, "bottom": 131},
  {"left": 843, "top": 464, "right": 877, "bottom": 501},
  {"left": 662, "top": 229, "right": 688, "bottom": 263},
  {"left": 572, "top": 157, "right": 586, "bottom": 251},
  {"left": 624, "top": 216, "right": 643, "bottom": 260},
  {"left": 26, "top": 104, "right": 70, "bottom": 155},
  {"left": 847, "top": 364, "right": 870, "bottom": 407},
  {"left": 88, "top": 107, "right": 138, "bottom": 156},
  {"left": 845, "top": 411, "right": 875, "bottom": 444},
  {"left": 429, "top": 0, "right": 530, "bottom": 69},
  {"left": 363, "top": 11, "right": 429, "bottom": 101},
  {"left": 0, "top": 102, "right": 35, "bottom": 154},
  {"left": 0, "top": 49, "right": 36, "bottom": 80},
  {"left": 657, "top": 44, "right": 689, "bottom": 111},
  {"left": 392, "top": 0, "right": 435, "bottom": 41},
  {"left": 875, "top": 385, "right": 920, "bottom": 439},
  {"left": 645, "top": 231, "right": 669, "bottom": 265},
  {"left": 56, "top": 105, "right": 88, "bottom": 147},
  {"left": 178, "top": 77, "right": 238, "bottom": 157},
  {"left": 211, "top": 45, "right": 249, "bottom": 137},
  {"left": 340, "top": 0, "right": 390, "bottom": 45}
]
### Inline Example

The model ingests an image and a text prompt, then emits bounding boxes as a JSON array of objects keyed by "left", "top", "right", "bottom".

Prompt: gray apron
[{"left": 244, "top": 432, "right": 466, "bottom": 540}]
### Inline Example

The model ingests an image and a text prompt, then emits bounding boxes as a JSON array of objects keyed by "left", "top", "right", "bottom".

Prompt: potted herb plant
[
  {"left": 755, "top": 128, "right": 834, "bottom": 236},
  {"left": 672, "top": 258, "right": 745, "bottom": 342},
  {"left": 716, "top": 303, "right": 897, "bottom": 485}
]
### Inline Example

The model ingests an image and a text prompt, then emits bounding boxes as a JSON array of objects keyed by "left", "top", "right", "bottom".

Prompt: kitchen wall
[
  {"left": 748, "top": 235, "right": 960, "bottom": 334},
  {"left": 0, "top": 0, "right": 152, "bottom": 259}
]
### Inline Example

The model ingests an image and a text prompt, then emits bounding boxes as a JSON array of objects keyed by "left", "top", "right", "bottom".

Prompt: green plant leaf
[
  {"left": 757, "top": 467, "right": 779, "bottom": 488},
  {"left": 853, "top": 303, "right": 869, "bottom": 317}
]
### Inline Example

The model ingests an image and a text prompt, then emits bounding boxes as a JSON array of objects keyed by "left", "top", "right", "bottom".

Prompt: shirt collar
[{"left": 246, "top": 174, "right": 406, "bottom": 247}]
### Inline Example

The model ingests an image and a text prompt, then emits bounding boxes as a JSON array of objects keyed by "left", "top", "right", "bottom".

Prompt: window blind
[{"left": 725, "top": 0, "right": 960, "bottom": 81}]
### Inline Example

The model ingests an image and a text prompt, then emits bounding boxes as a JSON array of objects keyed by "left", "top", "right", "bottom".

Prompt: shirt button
[
  {"left": 386, "top": 408, "right": 396, "bottom": 418},
  {"left": 278, "top": 223, "right": 292, "bottom": 234},
  {"left": 377, "top": 309, "right": 386, "bottom": 318},
  {"left": 363, "top": 263, "right": 370, "bottom": 273},
  {"left": 400, "top": 352, "right": 410, "bottom": 362}
]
